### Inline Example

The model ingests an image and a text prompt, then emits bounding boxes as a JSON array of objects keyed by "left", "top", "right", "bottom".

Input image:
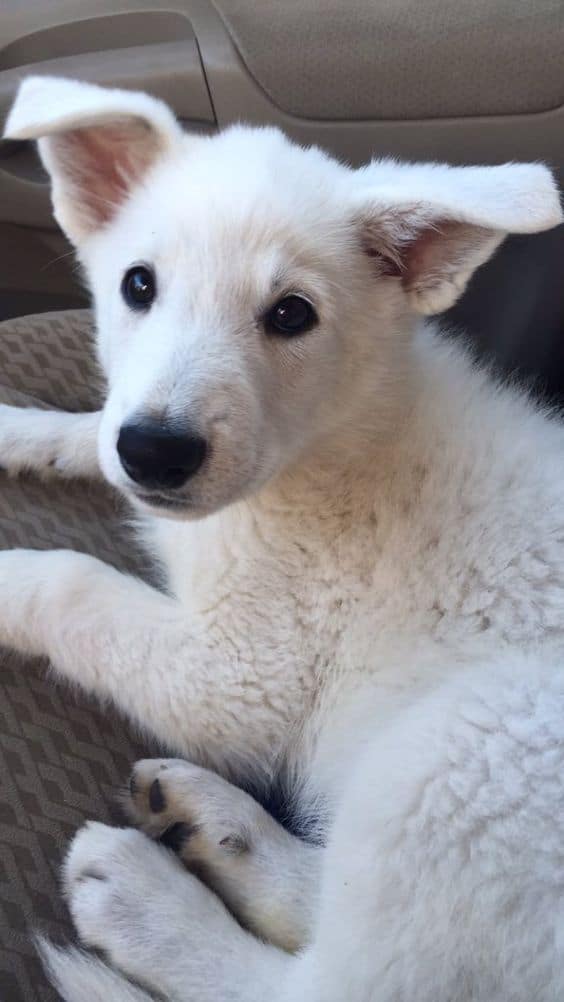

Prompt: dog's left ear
[
  {"left": 4, "top": 76, "right": 184, "bottom": 246},
  {"left": 353, "top": 161, "right": 563, "bottom": 314}
]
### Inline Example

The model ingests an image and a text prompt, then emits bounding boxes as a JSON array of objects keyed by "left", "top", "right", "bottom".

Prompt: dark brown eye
[
  {"left": 264, "top": 295, "right": 318, "bottom": 337},
  {"left": 122, "top": 266, "right": 156, "bottom": 310}
]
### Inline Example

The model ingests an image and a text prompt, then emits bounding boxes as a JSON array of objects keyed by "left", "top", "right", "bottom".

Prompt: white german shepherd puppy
[{"left": 2, "top": 77, "right": 564, "bottom": 1001}]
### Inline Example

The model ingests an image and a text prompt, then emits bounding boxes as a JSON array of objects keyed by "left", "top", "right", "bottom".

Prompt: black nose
[{"left": 117, "top": 421, "right": 207, "bottom": 490}]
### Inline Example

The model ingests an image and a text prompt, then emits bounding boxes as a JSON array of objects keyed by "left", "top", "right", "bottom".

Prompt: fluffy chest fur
[{"left": 142, "top": 331, "right": 564, "bottom": 794}]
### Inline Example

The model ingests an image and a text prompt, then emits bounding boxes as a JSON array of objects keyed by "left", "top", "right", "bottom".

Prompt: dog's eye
[
  {"left": 264, "top": 295, "right": 318, "bottom": 337},
  {"left": 121, "top": 266, "right": 156, "bottom": 311}
]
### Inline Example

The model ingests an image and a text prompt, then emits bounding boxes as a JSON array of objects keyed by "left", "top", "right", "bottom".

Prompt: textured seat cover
[
  {"left": 213, "top": 0, "right": 564, "bottom": 121},
  {"left": 0, "top": 311, "right": 153, "bottom": 1001}
]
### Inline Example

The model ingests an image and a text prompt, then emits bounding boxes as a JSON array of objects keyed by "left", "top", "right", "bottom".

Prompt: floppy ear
[
  {"left": 354, "top": 161, "right": 563, "bottom": 314},
  {"left": 3, "top": 76, "right": 184, "bottom": 245}
]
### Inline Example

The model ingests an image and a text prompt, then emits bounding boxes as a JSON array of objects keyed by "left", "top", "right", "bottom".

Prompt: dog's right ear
[{"left": 4, "top": 76, "right": 184, "bottom": 246}]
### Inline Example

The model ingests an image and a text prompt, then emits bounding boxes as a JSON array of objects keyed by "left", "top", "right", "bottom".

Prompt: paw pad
[{"left": 149, "top": 777, "right": 166, "bottom": 813}]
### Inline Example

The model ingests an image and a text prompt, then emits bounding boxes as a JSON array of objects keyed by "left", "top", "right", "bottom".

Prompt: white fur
[
  {"left": 2, "top": 77, "right": 564, "bottom": 1001},
  {"left": 0, "top": 405, "right": 100, "bottom": 478}
]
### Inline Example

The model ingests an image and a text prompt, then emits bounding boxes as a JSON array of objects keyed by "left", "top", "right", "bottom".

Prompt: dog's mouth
[
  {"left": 130, "top": 490, "right": 193, "bottom": 516},
  {"left": 129, "top": 488, "right": 224, "bottom": 522}
]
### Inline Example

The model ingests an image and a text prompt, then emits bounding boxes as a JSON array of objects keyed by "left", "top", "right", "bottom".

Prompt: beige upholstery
[
  {"left": 212, "top": 0, "right": 564, "bottom": 120},
  {"left": 0, "top": 311, "right": 151, "bottom": 1001}
]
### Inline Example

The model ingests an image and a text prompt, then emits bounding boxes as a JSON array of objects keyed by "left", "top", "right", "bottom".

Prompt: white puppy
[{"left": 2, "top": 77, "right": 564, "bottom": 1002}]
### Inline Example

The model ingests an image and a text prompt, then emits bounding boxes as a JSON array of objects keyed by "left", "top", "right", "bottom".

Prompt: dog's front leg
[
  {"left": 0, "top": 548, "right": 279, "bottom": 766},
  {"left": 0, "top": 404, "right": 101, "bottom": 479}
]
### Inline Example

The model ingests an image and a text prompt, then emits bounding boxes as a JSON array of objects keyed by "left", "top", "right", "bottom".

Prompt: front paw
[
  {"left": 126, "top": 758, "right": 306, "bottom": 950},
  {"left": 63, "top": 822, "right": 186, "bottom": 959},
  {"left": 127, "top": 758, "right": 258, "bottom": 855},
  {"left": 63, "top": 821, "right": 254, "bottom": 999}
]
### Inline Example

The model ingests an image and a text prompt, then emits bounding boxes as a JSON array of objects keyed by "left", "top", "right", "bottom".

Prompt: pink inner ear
[
  {"left": 360, "top": 207, "right": 489, "bottom": 286},
  {"left": 402, "top": 222, "right": 445, "bottom": 289},
  {"left": 55, "top": 120, "right": 160, "bottom": 230},
  {"left": 402, "top": 218, "right": 493, "bottom": 292},
  {"left": 403, "top": 220, "right": 456, "bottom": 286}
]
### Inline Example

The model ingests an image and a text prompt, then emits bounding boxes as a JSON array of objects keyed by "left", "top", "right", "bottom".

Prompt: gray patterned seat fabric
[{"left": 0, "top": 311, "right": 154, "bottom": 1001}]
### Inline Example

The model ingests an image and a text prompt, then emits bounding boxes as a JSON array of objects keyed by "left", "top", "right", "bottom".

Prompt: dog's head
[{"left": 5, "top": 78, "right": 562, "bottom": 518}]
